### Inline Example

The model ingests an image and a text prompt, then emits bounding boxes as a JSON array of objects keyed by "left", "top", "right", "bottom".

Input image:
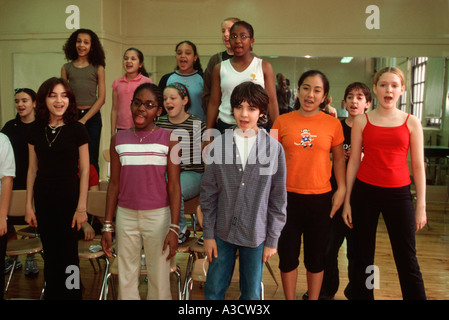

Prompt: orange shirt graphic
[{"left": 271, "top": 111, "right": 344, "bottom": 194}]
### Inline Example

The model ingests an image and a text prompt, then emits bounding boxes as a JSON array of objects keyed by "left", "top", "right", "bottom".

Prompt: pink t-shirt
[
  {"left": 112, "top": 73, "right": 153, "bottom": 130},
  {"left": 115, "top": 128, "right": 171, "bottom": 210}
]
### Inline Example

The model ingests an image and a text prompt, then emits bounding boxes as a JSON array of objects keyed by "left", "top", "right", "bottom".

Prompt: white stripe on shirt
[{"left": 116, "top": 143, "right": 168, "bottom": 166}]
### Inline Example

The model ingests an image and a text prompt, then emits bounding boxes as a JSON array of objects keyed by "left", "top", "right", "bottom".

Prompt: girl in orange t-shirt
[{"left": 271, "top": 70, "right": 346, "bottom": 300}]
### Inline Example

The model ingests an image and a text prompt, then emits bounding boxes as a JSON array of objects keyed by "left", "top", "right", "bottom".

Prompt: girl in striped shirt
[
  {"left": 102, "top": 83, "right": 181, "bottom": 300},
  {"left": 156, "top": 82, "right": 205, "bottom": 244}
]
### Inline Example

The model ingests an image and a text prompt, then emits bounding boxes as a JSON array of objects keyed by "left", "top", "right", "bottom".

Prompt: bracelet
[
  {"left": 101, "top": 223, "right": 114, "bottom": 233},
  {"left": 76, "top": 208, "right": 87, "bottom": 213},
  {"left": 170, "top": 224, "right": 180, "bottom": 230},
  {"left": 169, "top": 228, "right": 179, "bottom": 236}
]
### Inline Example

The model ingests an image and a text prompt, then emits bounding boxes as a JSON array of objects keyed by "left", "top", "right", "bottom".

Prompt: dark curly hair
[
  {"left": 63, "top": 28, "right": 106, "bottom": 67},
  {"left": 35, "top": 77, "right": 78, "bottom": 125}
]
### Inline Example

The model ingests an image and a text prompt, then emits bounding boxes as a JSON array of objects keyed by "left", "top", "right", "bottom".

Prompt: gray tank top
[{"left": 63, "top": 62, "right": 98, "bottom": 106}]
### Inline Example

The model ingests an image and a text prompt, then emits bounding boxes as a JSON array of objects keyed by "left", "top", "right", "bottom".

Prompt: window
[
  {"left": 410, "top": 57, "right": 427, "bottom": 121},
  {"left": 399, "top": 90, "right": 407, "bottom": 112}
]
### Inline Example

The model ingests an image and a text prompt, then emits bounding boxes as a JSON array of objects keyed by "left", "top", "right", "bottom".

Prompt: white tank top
[{"left": 219, "top": 57, "right": 265, "bottom": 125}]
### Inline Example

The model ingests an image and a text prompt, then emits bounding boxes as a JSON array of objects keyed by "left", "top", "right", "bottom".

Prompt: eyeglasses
[
  {"left": 131, "top": 99, "right": 158, "bottom": 110},
  {"left": 229, "top": 34, "right": 250, "bottom": 40}
]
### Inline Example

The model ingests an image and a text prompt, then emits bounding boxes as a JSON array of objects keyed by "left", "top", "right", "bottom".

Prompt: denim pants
[
  {"left": 78, "top": 109, "right": 102, "bottom": 176},
  {"left": 350, "top": 179, "right": 426, "bottom": 300},
  {"left": 204, "top": 237, "right": 264, "bottom": 300},
  {"left": 179, "top": 171, "right": 202, "bottom": 232}
]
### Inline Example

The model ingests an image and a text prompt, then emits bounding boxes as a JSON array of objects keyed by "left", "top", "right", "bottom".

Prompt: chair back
[
  {"left": 86, "top": 190, "right": 107, "bottom": 218},
  {"left": 8, "top": 190, "right": 27, "bottom": 217}
]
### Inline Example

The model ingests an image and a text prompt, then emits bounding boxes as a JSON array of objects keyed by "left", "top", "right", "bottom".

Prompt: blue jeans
[
  {"left": 179, "top": 171, "right": 202, "bottom": 232},
  {"left": 205, "top": 237, "right": 264, "bottom": 300}
]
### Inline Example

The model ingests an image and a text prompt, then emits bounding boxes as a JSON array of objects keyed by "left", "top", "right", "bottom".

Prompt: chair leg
[
  {"left": 101, "top": 272, "right": 114, "bottom": 300},
  {"left": 4, "top": 256, "right": 18, "bottom": 294},
  {"left": 173, "top": 265, "right": 182, "bottom": 300},
  {"left": 184, "top": 277, "right": 193, "bottom": 300},
  {"left": 264, "top": 261, "right": 279, "bottom": 287},
  {"left": 40, "top": 282, "right": 46, "bottom": 300},
  {"left": 99, "top": 257, "right": 110, "bottom": 300},
  {"left": 89, "top": 259, "right": 97, "bottom": 274},
  {"left": 181, "top": 252, "right": 195, "bottom": 300},
  {"left": 96, "top": 257, "right": 102, "bottom": 271},
  {"left": 260, "top": 282, "right": 264, "bottom": 300}
]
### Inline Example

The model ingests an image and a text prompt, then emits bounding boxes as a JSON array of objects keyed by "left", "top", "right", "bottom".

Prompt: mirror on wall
[{"left": 147, "top": 54, "right": 445, "bottom": 126}]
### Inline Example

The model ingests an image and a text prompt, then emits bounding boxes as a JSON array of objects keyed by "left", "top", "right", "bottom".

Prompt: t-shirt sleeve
[
  {"left": 27, "top": 123, "right": 39, "bottom": 146},
  {"left": 75, "top": 122, "right": 90, "bottom": 147},
  {"left": 0, "top": 134, "right": 16, "bottom": 179},
  {"left": 111, "top": 78, "right": 119, "bottom": 91},
  {"left": 332, "top": 119, "right": 345, "bottom": 147}
]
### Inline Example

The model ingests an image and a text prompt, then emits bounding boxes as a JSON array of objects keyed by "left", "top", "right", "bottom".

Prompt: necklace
[
  {"left": 133, "top": 126, "right": 157, "bottom": 143},
  {"left": 45, "top": 126, "right": 62, "bottom": 147},
  {"left": 48, "top": 124, "right": 62, "bottom": 134}
]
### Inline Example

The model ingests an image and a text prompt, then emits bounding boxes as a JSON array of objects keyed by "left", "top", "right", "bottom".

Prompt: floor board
[{"left": 3, "top": 203, "right": 448, "bottom": 301}]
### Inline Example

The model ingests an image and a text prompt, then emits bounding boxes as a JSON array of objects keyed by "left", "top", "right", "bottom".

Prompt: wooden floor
[{"left": 4, "top": 194, "right": 449, "bottom": 301}]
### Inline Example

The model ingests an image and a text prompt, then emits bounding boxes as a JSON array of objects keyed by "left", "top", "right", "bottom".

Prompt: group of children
[{"left": 0, "top": 17, "right": 427, "bottom": 301}]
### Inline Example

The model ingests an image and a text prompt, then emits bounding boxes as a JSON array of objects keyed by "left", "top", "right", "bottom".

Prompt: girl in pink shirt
[{"left": 111, "top": 48, "right": 153, "bottom": 135}]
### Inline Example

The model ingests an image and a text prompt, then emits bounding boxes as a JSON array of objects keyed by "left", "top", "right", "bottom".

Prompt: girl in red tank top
[{"left": 342, "top": 67, "right": 427, "bottom": 300}]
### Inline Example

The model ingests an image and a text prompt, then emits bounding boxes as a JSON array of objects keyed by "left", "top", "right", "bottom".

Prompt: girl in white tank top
[{"left": 206, "top": 21, "right": 279, "bottom": 132}]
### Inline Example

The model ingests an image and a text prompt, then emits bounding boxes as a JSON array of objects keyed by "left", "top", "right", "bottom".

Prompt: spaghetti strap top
[{"left": 357, "top": 113, "right": 411, "bottom": 187}]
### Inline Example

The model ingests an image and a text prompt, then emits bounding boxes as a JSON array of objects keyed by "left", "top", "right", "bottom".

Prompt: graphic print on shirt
[{"left": 294, "top": 128, "right": 317, "bottom": 149}]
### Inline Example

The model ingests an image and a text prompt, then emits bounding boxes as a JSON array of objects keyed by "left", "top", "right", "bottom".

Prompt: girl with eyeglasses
[
  {"left": 206, "top": 20, "right": 279, "bottom": 134},
  {"left": 101, "top": 83, "right": 181, "bottom": 300},
  {"left": 111, "top": 48, "right": 153, "bottom": 136},
  {"left": 155, "top": 82, "right": 205, "bottom": 244},
  {"left": 159, "top": 41, "right": 205, "bottom": 122},
  {"left": 61, "top": 28, "right": 106, "bottom": 176}
]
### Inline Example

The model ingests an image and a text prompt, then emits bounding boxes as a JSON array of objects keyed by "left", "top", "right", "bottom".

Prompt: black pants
[
  {"left": 34, "top": 176, "right": 82, "bottom": 300},
  {"left": 278, "top": 192, "right": 332, "bottom": 273},
  {"left": 321, "top": 206, "right": 356, "bottom": 298},
  {"left": 350, "top": 179, "right": 426, "bottom": 300}
]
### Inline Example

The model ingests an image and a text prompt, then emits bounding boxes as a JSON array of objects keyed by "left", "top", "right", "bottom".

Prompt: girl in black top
[{"left": 25, "top": 78, "right": 90, "bottom": 300}]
